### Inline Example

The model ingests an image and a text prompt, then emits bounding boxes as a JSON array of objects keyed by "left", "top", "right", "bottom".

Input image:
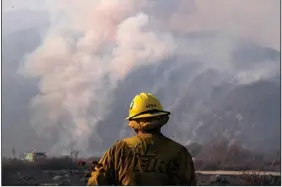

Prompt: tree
[
  {"left": 70, "top": 148, "right": 80, "bottom": 160},
  {"left": 12, "top": 148, "right": 16, "bottom": 158}
]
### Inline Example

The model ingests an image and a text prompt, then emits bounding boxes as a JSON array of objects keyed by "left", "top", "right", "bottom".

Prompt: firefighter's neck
[{"left": 135, "top": 128, "right": 161, "bottom": 135}]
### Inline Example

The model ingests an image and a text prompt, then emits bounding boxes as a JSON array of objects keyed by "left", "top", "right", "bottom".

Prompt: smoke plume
[{"left": 22, "top": 0, "right": 280, "bottom": 155}]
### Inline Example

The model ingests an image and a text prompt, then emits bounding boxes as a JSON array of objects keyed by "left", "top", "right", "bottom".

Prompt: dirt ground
[{"left": 2, "top": 169, "right": 281, "bottom": 186}]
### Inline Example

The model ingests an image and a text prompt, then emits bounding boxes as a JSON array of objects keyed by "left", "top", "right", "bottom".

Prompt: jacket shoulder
[
  {"left": 109, "top": 137, "right": 139, "bottom": 151},
  {"left": 121, "top": 136, "right": 142, "bottom": 147}
]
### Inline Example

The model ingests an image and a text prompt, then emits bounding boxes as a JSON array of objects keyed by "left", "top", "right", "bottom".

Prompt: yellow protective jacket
[{"left": 88, "top": 133, "right": 197, "bottom": 186}]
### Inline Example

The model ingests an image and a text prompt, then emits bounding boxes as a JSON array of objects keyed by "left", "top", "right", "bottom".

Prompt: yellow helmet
[{"left": 126, "top": 92, "right": 170, "bottom": 120}]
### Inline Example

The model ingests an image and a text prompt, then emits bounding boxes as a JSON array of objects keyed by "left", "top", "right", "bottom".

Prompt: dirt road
[{"left": 197, "top": 170, "right": 281, "bottom": 176}]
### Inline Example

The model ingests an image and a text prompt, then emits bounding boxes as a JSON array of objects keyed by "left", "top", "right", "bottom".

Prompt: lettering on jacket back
[{"left": 125, "top": 143, "right": 179, "bottom": 174}]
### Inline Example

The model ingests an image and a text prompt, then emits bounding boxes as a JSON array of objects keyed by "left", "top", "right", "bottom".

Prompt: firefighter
[{"left": 88, "top": 92, "right": 197, "bottom": 185}]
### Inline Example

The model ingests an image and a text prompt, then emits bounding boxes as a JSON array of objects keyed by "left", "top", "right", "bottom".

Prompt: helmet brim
[{"left": 126, "top": 111, "right": 170, "bottom": 120}]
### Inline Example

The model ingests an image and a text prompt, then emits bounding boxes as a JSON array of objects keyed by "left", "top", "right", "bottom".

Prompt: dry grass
[
  {"left": 240, "top": 174, "right": 280, "bottom": 186},
  {"left": 2, "top": 157, "right": 78, "bottom": 172}
]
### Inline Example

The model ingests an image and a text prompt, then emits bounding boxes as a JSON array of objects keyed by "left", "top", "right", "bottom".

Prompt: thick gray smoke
[{"left": 22, "top": 0, "right": 280, "bottom": 155}]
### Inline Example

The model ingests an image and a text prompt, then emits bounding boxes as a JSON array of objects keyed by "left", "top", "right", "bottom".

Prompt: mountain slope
[{"left": 191, "top": 80, "right": 280, "bottom": 152}]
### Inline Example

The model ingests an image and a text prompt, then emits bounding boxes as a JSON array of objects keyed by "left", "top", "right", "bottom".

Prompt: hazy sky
[{"left": 2, "top": 0, "right": 49, "bottom": 12}]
